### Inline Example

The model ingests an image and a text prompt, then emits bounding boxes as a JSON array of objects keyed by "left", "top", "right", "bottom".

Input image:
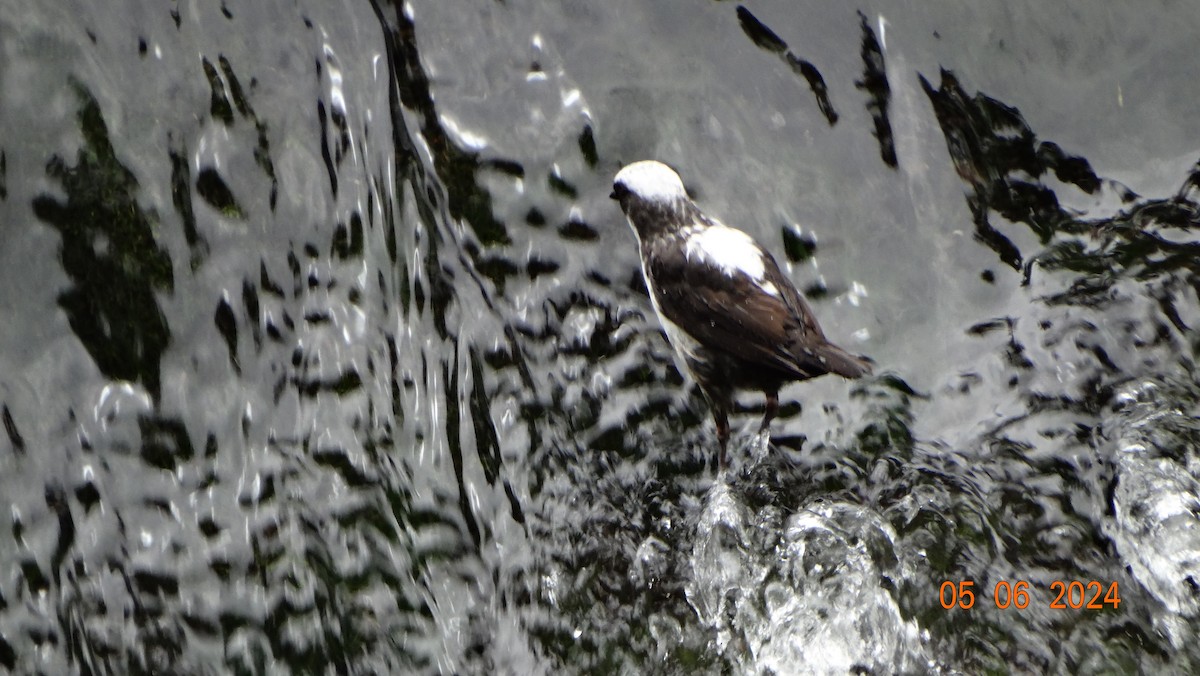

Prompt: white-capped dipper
[{"left": 610, "top": 160, "right": 872, "bottom": 467}]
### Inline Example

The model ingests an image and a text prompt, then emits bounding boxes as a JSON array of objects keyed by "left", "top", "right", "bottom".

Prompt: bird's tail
[{"left": 814, "top": 342, "right": 874, "bottom": 379}]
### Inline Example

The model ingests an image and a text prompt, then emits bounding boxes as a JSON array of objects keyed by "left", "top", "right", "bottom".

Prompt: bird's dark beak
[{"left": 609, "top": 190, "right": 618, "bottom": 200}]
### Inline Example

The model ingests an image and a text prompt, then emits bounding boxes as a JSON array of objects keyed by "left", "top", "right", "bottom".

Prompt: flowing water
[{"left": 1, "top": 1, "right": 1199, "bottom": 674}]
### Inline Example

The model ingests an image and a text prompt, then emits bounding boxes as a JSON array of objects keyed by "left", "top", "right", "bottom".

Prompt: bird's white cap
[{"left": 613, "top": 161, "right": 688, "bottom": 202}]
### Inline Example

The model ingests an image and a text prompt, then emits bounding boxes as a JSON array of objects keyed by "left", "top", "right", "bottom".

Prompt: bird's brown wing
[
  {"left": 647, "top": 245, "right": 834, "bottom": 380},
  {"left": 762, "top": 251, "right": 873, "bottom": 378}
]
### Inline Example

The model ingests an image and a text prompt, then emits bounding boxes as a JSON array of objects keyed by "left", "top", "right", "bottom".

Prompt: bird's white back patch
[
  {"left": 684, "top": 225, "right": 767, "bottom": 281},
  {"left": 615, "top": 161, "right": 688, "bottom": 203}
]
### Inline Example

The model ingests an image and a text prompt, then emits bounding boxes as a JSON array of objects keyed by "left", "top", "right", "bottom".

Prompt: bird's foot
[{"left": 748, "top": 428, "right": 772, "bottom": 463}]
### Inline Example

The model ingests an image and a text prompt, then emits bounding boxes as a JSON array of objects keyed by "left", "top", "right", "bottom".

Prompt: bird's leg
[
  {"left": 714, "top": 407, "right": 730, "bottom": 470},
  {"left": 760, "top": 390, "right": 779, "bottom": 433}
]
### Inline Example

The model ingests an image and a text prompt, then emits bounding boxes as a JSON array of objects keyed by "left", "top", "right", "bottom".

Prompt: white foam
[
  {"left": 614, "top": 161, "right": 687, "bottom": 203},
  {"left": 685, "top": 225, "right": 767, "bottom": 281}
]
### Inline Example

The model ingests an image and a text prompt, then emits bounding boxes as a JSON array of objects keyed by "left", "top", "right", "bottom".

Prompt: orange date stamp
[{"left": 939, "top": 580, "right": 1120, "bottom": 610}]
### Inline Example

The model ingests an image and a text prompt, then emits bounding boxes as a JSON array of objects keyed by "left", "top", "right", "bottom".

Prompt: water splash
[
  {"left": 687, "top": 483, "right": 931, "bottom": 674},
  {"left": 1103, "top": 378, "right": 1200, "bottom": 647}
]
